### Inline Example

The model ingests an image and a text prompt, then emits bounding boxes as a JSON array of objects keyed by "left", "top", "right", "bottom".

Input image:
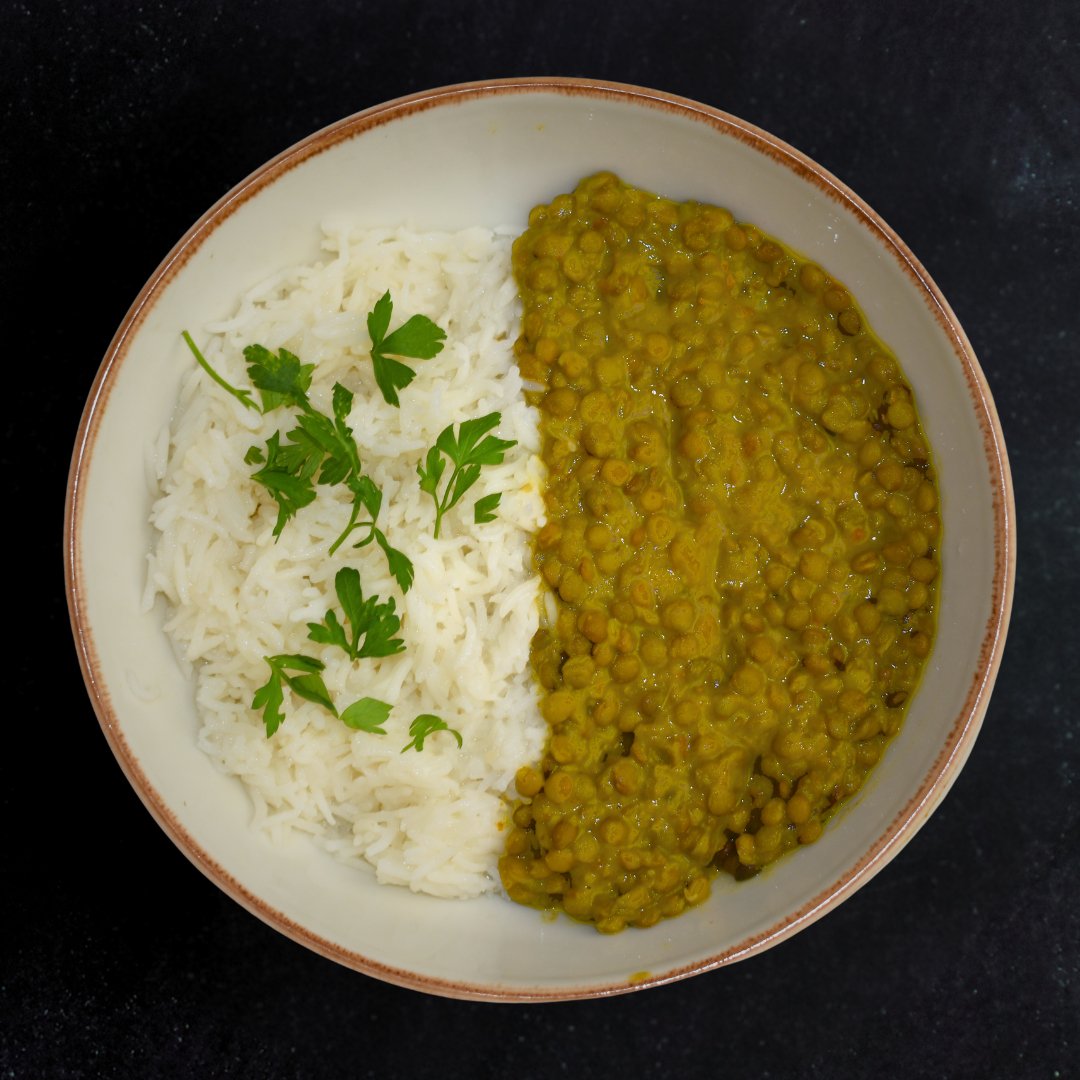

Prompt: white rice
[{"left": 144, "top": 223, "right": 547, "bottom": 898}]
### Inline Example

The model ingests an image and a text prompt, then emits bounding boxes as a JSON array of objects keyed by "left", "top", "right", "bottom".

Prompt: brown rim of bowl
[{"left": 64, "top": 76, "right": 1016, "bottom": 1002}]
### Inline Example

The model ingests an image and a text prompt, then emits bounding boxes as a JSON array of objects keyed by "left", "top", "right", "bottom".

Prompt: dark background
[{"left": 6, "top": 0, "right": 1078, "bottom": 1076}]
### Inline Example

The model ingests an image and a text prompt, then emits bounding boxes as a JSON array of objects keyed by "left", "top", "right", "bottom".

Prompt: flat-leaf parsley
[
  {"left": 366, "top": 290, "right": 446, "bottom": 407},
  {"left": 307, "top": 567, "right": 405, "bottom": 661},
  {"left": 251, "top": 653, "right": 336, "bottom": 738},
  {"left": 340, "top": 697, "right": 393, "bottom": 734},
  {"left": 417, "top": 412, "right": 517, "bottom": 538},
  {"left": 235, "top": 345, "right": 413, "bottom": 590},
  {"left": 401, "top": 714, "right": 463, "bottom": 753}
]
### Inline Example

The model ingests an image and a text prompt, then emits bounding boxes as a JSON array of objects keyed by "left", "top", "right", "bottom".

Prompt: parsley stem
[
  {"left": 432, "top": 472, "right": 457, "bottom": 540},
  {"left": 182, "top": 331, "right": 259, "bottom": 412},
  {"left": 329, "top": 501, "right": 364, "bottom": 556}
]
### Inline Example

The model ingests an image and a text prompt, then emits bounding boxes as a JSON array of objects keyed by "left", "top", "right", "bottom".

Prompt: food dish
[
  {"left": 503, "top": 172, "right": 942, "bottom": 931},
  {"left": 145, "top": 223, "right": 547, "bottom": 899},
  {"left": 65, "top": 79, "right": 1013, "bottom": 999}
]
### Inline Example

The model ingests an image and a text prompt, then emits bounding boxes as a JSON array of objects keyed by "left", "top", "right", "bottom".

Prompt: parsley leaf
[
  {"left": 251, "top": 654, "right": 335, "bottom": 738},
  {"left": 249, "top": 432, "right": 319, "bottom": 537},
  {"left": 242, "top": 344, "right": 315, "bottom": 412},
  {"left": 307, "top": 567, "right": 405, "bottom": 661},
  {"left": 182, "top": 331, "right": 259, "bottom": 412},
  {"left": 372, "top": 528, "right": 415, "bottom": 594},
  {"left": 417, "top": 412, "right": 517, "bottom": 538},
  {"left": 251, "top": 653, "right": 396, "bottom": 739},
  {"left": 325, "top": 473, "right": 382, "bottom": 557},
  {"left": 473, "top": 491, "right": 502, "bottom": 524},
  {"left": 333, "top": 519, "right": 414, "bottom": 594},
  {"left": 367, "top": 291, "right": 446, "bottom": 407},
  {"left": 340, "top": 697, "right": 393, "bottom": 734},
  {"left": 237, "top": 352, "right": 407, "bottom": 587},
  {"left": 400, "top": 714, "right": 463, "bottom": 753}
]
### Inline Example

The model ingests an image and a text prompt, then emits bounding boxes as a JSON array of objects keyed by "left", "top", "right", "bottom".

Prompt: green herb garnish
[
  {"left": 416, "top": 412, "right": 517, "bottom": 538},
  {"left": 245, "top": 430, "right": 319, "bottom": 529},
  {"left": 321, "top": 470, "right": 414, "bottom": 592},
  {"left": 182, "top": 331, "right": 260, "bottom": 413},
  {"left": 340, "top": 697, "right": 393, "bottom": 734},
  {"left": 251, "top": 653, "right": 395, "bottom": 739},
  {"left": 366, "top": 290, "right": 446, "bottom": 407},
  {"left": 251, "top": 653, "right": 336, "bottom": 738},
  {"left": 401, "top": 714, "right": 463, "bottom": 753},
  {"left": 472, "top": 491, "right": 503, "bottom": 525},
  {"left": 357, "top": 526, "right": 416, "bottom": 593},
  {"left": 307, "top": 567, "right": 405, "bottom": 661},
  {"left": 243, "top": 343, "right": 315, "bottom": 413},
  {"left": 239, "top": 345, "right": 413, "bottom": 591}
]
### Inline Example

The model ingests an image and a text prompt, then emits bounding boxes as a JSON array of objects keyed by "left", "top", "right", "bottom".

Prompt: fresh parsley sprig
[
  {"left": 182, "top": 320, "right": 474, "bottom": 751},
  {"left": 182, "top": 331, "right": 260, "bottom": 413},
  {"left": 251, "top": 653, "right": 395, "bottom": 739},
  {"left": 366, "top": 290, "right": 446, "bottom": 407},
  {"left": 181, "top": 315, "right": 428, "bottom": 591},
  {"left": 244, "top": 343, "right": 315, "bottom": 413},
  {"left": 401, "top": 714, "right": 462, "bottom": 753},
  {"left": 251, "top": 653, "right": 337, "bottom": 738},
  {"left": 236, "top": 345, "right": 413, "bottom": 592},
  {"left": 307, "top": 567, "right": 405, "bottom": 661},
  {"left": 417, "top": 412, "right": 517, "bottom": 538},
  {"left": 323, "top": 476, "right": 415, "bottom": 592},
  {"left": 250, "top": 655, "right": 455, "bottom": 752},
  {"left": 352, "top": 526, "right": 415, "bottom": 592}
]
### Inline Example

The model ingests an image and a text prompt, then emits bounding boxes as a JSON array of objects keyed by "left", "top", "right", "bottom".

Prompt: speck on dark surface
[{"left": 3, "top": 0, "right": 1077, "bottom": 1077}]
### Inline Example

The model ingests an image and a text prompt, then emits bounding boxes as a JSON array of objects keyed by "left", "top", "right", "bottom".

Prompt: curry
[{"left": 499, "top": 173, "right": 940, "bottom": 932}]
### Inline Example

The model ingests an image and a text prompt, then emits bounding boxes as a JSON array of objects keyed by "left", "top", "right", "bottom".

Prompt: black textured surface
[{"left": 7, "top": 0, "right": 1079, "bottom": 1076}]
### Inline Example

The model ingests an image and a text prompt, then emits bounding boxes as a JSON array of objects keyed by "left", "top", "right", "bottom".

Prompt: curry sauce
[{"left": 499, "top": 173, "right": 940, "bottom": 932}]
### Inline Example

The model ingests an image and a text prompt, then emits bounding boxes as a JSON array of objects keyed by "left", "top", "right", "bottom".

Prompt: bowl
[{"left": 65, "top": 77, "right": 1015, "bottom": 1001}]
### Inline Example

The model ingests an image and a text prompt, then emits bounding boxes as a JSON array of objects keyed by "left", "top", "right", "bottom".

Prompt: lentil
[{"left": 500, "top": 173, "right": 941, "bottom": 932}]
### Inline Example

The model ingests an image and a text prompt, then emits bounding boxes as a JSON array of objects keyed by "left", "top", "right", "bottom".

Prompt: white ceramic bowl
[{"left": 65, "top": 78, "right": 1015, "bottom": 1001}]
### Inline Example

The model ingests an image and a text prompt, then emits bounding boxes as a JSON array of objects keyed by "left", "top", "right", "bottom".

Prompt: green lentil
[{"left": 500, "top": 173, "right": 941, "bottom": 932}]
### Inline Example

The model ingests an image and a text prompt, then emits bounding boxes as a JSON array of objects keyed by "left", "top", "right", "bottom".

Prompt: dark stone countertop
[{"left": 5, "top": 0, "right": 1076, "bottom": 1076}]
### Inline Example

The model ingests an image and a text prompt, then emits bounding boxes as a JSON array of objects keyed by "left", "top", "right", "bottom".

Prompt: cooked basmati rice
[{"left": 144, "top": 223, "right": 546, "bottom": 898}]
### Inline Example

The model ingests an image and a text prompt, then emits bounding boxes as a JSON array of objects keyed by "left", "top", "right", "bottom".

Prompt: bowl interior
[{"left": 68, "top": 80, "right": 1012, "bottom": 1000}]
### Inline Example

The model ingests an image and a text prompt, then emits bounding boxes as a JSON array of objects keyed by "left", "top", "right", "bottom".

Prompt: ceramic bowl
[{"left": 65, "top": 78, "right": 1014, "bottom": 1001}]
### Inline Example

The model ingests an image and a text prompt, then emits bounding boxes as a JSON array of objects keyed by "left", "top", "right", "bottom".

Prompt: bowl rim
[{"left": 64, "top": 75, "right": 1016, "bottom": 1002}]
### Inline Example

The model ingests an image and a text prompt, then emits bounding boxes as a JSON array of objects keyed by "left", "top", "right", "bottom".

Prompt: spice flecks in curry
[{"left": 500, "top": 173, "right": 940, "bottom": 933}]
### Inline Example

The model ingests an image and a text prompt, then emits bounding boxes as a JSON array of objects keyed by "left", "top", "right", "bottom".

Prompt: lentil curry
[{"left": 499, "top": 173, "right": 940, "bottom": 933}]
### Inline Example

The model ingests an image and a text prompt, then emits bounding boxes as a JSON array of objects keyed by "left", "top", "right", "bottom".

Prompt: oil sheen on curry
[{"left": 499, "top": 173, "right": 941, "bottom": 933}]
